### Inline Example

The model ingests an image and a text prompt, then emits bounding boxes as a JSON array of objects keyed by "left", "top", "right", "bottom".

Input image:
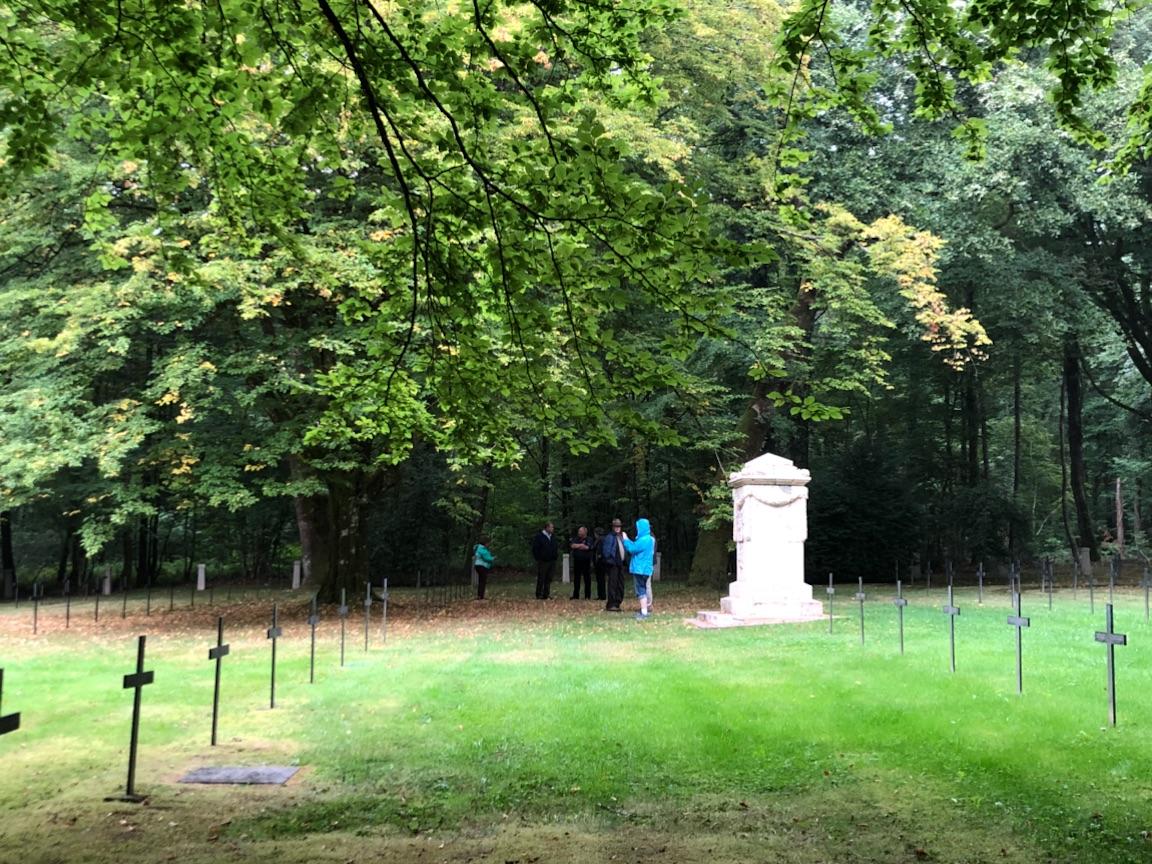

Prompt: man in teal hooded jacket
[{"left": 622, "top": 518, "right": 655, "bottom": 620}]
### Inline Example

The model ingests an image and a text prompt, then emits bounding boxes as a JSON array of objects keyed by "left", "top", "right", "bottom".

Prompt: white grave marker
[{"left": 197, "top": 563, "right": 206, "bottom": 592}]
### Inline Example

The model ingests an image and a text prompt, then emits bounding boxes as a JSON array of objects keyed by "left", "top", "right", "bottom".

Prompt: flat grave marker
[{"left": 179, "top": 765, "right": 300, "bottom": 785}]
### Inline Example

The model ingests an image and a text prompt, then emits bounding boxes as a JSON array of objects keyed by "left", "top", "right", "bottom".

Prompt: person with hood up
[{"left": 622, "top": 518, "right": 656, "bottom": 620}]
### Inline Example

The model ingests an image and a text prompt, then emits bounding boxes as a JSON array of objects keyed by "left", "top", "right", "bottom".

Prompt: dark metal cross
[
  {"left": 854, "top": 577, "right": 866, "bottom": 645},
  {"left": 1094, "top": 603, "right": 1127, "bottom": 726},
  {"left": 1108, "top": 556, "right": 1117, "bottom": 605},
  {"left": 0, "top": 669, "right": 20, "bottom": 736},
  {"left": 892, "top": 580, "right": 908, "bottom": 655},
  {"left": 945, "top": 559, "right": 954, "bottom": 590},
  {"left": 826, "top": 573, "right": 835, "bottom": 634},
  {"left": 267, "top": 604, "right": 282, "bottom": 709},
  {"left": 363, "top": 581, "right": 372, "bottom": 652},
  {"left": 339, "top": 588, "right": 348, "bottom": 667},
  {"left": 308, "top": 595, "right": 319, "bottom": 684},
  {"left": 977, "top": 562, "right": 984, "bottom": 605},
  {"left": 1007, "top": 591, "right": 1030, "bottom": 694},
  {"left": 1044, "top": 559, "right": 1053, "bottom": 611},
  {"left": 943, "top": 586, "right": 960, "bottom": 673},
  {"left": 1089, "top": 567, "right": 1096, "bottom": 615},
  {"left": 208, "top": 617, "right": 229, "bottom": 746},
  {"left": 380, "top": 577, "right": 389, "bottom": 644},
  {"left": 120, "top": 635, "right": 154, "bottom": 801}
]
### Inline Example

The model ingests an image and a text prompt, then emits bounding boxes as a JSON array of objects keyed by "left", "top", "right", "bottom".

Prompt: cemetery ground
[{"left": 2, "top": 580, "right": 1152, "bottom": 864}]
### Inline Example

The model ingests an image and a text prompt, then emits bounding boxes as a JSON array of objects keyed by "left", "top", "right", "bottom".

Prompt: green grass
[{"left": 2, "top": 582, "right": 1152, "bottom": 863}]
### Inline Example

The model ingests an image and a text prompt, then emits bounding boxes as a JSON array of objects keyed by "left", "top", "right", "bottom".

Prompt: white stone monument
[
  {"left": 561, "top": 553, "right": 571, "bottom": 584},
  {"left": 697, "top": 452, "right": 823, "bottom": 626},
  {"left": 102, "top": 565, "right": 112, "bottom": 596},
  {"left": 196, "top": 563, "right": 206, "bottom": 592},
  {"left": 291, "top": 559, "right": 302, "bottom": 590}
]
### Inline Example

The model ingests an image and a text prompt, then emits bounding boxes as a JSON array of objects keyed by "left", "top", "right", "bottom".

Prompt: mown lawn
[{"left": 2, "top": 580, "right": 1151, "bottom": 863}]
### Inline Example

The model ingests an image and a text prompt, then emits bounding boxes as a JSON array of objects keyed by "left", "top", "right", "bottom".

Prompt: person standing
[
  {"left": 473, "top": 535, "right": 495, "bottom": 600},
  {"left": 592, "top": 526, "right": 607, "bottom": 601},
  {"left": 569, "top": 526, "right": 594, "bottom": 600},
  {"left": 601, "top": 518, "right": 627, "bottom": 611},
  {"left": 623, "top": 517, "right": 656, "bottom": 620},
  {"left": 531, "top": 521, "right": 559, "bottom": 600}
]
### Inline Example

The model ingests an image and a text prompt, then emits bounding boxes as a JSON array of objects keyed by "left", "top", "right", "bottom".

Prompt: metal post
[{"left": 893, "top": 580, "right": 907, "bottom": 655}]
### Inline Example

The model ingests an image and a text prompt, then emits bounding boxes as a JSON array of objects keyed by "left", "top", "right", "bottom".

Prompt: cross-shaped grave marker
[
  {"left": 892, "top": 580, "right": 908, "bottom": 655},
  {"left": 1088, "top": 566, "right": 1096, "bottom": 615},
  {"left": 267, "top": 604, "right": 282, "bottom": 709},
  {"left": 208, "top": 617, "right": 229, "bottom": 746},
  {"left": 307, "top": 595, "right": 319, "bottom": 684},
  {"left": 364, "top": 581, "right": 372, "bottom": 652},
  {"left": 854, "top": 577, "right": 866, "bottom": 645},
  {"left": 1044, "top": 558, "right": 1054, "bottom": 611},
  {"left": 826, "top": 573, "right": 835, "bottom": 634},
  {"left": 339, "top": 588, "right": 348, "bottom": 667},
  {"left": 1094, "top": 603, "right": 1127, "bottom": 726},
  {"left": 1007, "top": 590, "right": 1030, "bottom": 694},
  {"left": 1108, "top": 556, "right": 1118, "bottom": 605},
  {"left": 116, "top": 635, "right": 154, "bottom": 801},
  {"left": 0, "top": 669, "right": 20, "bottom": 737},
  {"left": 943, "top": 585, "right": 961, "bottom": 673},
  {"left": 379, "top": 577, "right": 390, "bottom": 644},
  {"left": 977, "top": 562, "right": 984, "bottom": 605}
]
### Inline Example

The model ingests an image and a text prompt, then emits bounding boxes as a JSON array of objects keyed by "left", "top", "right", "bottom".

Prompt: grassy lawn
[{"left": 2, "top": 580, "right": 1152, "bottom": 863}]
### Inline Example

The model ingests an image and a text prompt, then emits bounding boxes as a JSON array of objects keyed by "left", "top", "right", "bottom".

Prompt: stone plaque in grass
[{"left": 179, "top": 766, "right": 300, "bottom": 785}]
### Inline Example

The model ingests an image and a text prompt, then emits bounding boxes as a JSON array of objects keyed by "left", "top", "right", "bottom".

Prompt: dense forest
[{"left": 2, "top": 0, "right": 1151, "bottom": 598}]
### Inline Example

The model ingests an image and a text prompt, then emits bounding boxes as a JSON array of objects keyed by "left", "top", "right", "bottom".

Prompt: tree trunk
[
  {"left": 1064, "top": 335, "right": 1099, "bottom": 561},
  {"left": 1, "top": 510, "right": 16, "bottom": 600}
]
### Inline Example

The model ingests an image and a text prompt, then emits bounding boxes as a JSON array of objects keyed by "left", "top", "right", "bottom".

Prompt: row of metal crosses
[{"left": 826, "top": 577, "right": 1130, "bottom": 725}]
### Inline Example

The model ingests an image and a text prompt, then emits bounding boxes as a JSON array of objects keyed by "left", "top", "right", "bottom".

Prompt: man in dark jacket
[
  {"left": 531, "top": 521, "right": 559, "bottom": 600},
  {"left": 569, "top": 526, "right": 594, "bottom": 600},
  {"left": 600, "top": 518, "right": 627, "bottom": 611}
]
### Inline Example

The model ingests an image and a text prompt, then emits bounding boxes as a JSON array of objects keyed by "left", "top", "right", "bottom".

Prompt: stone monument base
[{"left": 691, "top": 602, "right": 825, "bottom": 628}]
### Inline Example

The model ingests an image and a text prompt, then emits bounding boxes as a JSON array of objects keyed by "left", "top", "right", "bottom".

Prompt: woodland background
[{"left": 2, "top": 0, "right": 1150, "bottom": 597}]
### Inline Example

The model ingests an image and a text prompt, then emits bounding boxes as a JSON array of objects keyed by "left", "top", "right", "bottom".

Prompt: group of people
[{"left": 471, "top": 518, "right": 657, "bottom": 620}]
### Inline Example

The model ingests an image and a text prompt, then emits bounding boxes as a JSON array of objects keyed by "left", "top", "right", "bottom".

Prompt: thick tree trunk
[
  {"left": 1064, "top": 335, "right": 1099, "bottom": 561},
  {"left": 1, "top": 510, "right": 16, "bottom": 600},
  {"left": 293, "top": 471, "right": 371, "bottom": 602}
]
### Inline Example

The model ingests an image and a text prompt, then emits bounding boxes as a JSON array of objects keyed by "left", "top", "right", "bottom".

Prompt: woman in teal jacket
[
  {"left": 622, "top": 518, "right": 655, "bottom": 619},
  {"left": 473, "top": 535, "right": 495, "bottom": 600}
]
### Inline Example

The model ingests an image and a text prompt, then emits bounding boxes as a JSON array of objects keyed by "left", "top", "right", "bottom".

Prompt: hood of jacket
[{"left": 635, "top": 518, "right": 651, "bottom": 539}]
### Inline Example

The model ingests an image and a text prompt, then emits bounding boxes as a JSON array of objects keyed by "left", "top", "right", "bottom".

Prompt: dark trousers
[
  {"left": 571, "top": 558, "right": 592, "bottom": 598},
  {"left": 535, "top": 559, "right": 556, "bottom": 599},
  {"left": 594, "top": 561, "right": 606, "bottom": 600},
  {"left": 605, "top": 564, "right": 625, "bottom": 610},
  {"left": 475, "top": 565, "right": 490, "bottom": 599}
]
